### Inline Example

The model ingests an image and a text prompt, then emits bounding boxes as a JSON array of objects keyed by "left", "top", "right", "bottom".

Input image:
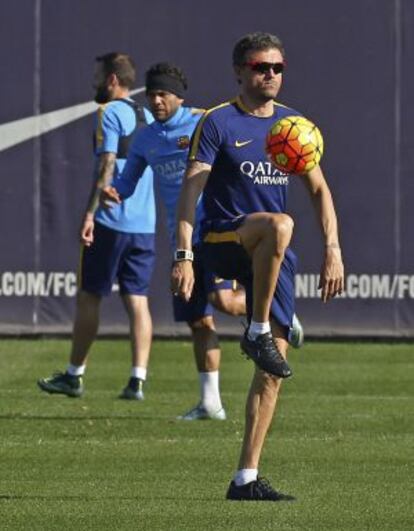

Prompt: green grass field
[{"left": 0, "top": 339, "right": 413, "bottom": 530}]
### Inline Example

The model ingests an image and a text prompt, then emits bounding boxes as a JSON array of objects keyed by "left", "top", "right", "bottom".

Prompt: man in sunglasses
[{"left": 172, "top": 32, "right": 344, "bottom": 501}]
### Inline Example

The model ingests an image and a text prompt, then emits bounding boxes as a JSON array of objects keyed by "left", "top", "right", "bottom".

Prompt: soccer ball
[{"left": 265, "top": 115, "right": 324, "bottom": 174}]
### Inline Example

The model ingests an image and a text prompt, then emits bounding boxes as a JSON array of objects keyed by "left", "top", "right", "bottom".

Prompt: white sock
[
  {"left": 67, "top": 364, "right": 86, "bottom": 376},
  {"left": 199, "top": 370, "right": 222, "bottom": 412},
  {"left": 131, "top": 366, "right": 147, "bottom": 380},
  {"left": 247, "top": 320, "right": 271, "bottom": 340},
  {"left": 234, "top": 468, "right": 258, "bottom": 486}
]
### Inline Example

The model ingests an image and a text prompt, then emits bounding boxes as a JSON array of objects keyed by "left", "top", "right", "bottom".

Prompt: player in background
[
  {"left": 101, "top": 62, "right": 243, "bottom": 419},
  {"left": 171, "top": 33, "right": 344, "bottom": 500},
  {"left": 102, "top": 62, "right": 304, "bottom": 419},
  {"left": 38, "top": 53, "right": 155, "bottom": 400}
]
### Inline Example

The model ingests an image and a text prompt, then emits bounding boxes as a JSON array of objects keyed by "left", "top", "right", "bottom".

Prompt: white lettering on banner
[
  {"left": 294, "top": 274, "right": 414, "bottom": 299},
  {"left": 0, "top": 272, "right": 77, "bottom": 297},
  {"left": 371, "top": 275, "right": 390, "bottom": 298},
  {"left": 0, "top": 272, "right": 414, "bottom": 299}
]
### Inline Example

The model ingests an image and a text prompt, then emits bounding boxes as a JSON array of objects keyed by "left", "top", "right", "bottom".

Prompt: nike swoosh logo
[
  {"left": 234, "top": 139, "right": 253, "bottom": 148},
  {"left": 0, "top": 87, "right": 145, "bottom": 153}
]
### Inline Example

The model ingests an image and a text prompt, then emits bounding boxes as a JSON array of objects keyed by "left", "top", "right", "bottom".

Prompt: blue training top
[
  {"left": 94, "top": 99, "right": 156, "bottom": 234},
  {"left": 114, "top": 105, "right": 203, "bottom": 248},
  {"left": 189, "top": 96, "right": 301, "bottom": 222}
]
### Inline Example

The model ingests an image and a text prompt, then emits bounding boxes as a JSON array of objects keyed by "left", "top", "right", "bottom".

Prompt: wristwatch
[{"left": 174, "top": 249, "right": 194, "bottom": 262}]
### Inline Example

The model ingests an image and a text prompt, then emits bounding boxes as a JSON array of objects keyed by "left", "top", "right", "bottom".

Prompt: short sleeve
[{"left": 188, "top": 112, "right": 222, "bottom": 165}]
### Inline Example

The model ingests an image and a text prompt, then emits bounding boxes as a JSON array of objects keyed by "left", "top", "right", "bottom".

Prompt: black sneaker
[
  {"left": 240, "top": 331, "right": 292, "bottom": 378},
  {"left": 37, "top": 372, "right": 83, "bottom": 397},
  {"left": 119, "top": 377, "right": 144, "bottom": 400},
  {"left": 226, "top": 477, "right": 295, "bottom": 501}
]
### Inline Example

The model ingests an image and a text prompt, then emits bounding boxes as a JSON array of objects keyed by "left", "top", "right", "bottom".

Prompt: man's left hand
[{"left": 319, "top": 246, "right": 344, "bottom": 303}]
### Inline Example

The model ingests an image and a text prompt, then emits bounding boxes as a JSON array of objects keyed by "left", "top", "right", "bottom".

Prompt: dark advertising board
[{"left": 0, "top": 0, "right": 412, "bottom": 337}]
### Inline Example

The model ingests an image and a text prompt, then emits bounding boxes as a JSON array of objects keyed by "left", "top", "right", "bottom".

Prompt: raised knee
[
  {"left": 272, "top": 213, "right": 294, "bottom": 235},
  {"left": 209, "top": 291, "right": 231, "bottom": 314},
  {"left": 267, "top": 214, "right": 294, "bottom": 251},
  {"left": 189, "top": 315, "right": 215, "bottom": 331}
]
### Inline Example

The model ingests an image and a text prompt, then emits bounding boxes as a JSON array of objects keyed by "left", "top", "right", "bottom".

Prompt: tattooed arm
[{"left": 81, "top": 152, "right": 116, "bottom": 246}]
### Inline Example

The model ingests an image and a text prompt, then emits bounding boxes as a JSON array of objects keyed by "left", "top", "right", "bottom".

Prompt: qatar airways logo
[
  {"left": 153, "top": 159, "right": 187, "bottom": 180},
  {"left": 240, "top": 160, "right": 289, "bottom": 185}
]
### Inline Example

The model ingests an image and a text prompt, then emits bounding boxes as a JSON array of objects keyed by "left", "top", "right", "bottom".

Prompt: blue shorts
[
  {"left": 201, "top": 217, "right": 297, "bottom": 337},
  {"left": 173, "top": 244, "right": 236, "bottom": 323},
  {"left": 79, "top": 221, "right": 155, "bottom": 296}
]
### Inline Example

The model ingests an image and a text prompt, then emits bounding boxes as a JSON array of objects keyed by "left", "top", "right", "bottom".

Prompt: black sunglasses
[{"left": 243, "top": 61, "right": 285, "bottom": 75}]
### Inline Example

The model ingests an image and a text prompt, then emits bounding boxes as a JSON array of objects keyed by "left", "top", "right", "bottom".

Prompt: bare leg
[
  {"left": 236, "top": 213, "right": 294, "bottom": 322},
  {"left": 209, "top": 287, "right": 246, "bottom": 317},
  {"left": 238, "top": 322, "right": 288, "bottom": 470},
  {"left": 121, "top": 294, "right": 152, "bottom": 371},
  {"left": 69, "top": 290, "right": 101, "bottom": 366},
  {"left": 190, "top": 315, "right": 220, "bottom": 372}
]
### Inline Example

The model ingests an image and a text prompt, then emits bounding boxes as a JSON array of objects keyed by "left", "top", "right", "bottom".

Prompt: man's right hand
[
  {"left": 80, "top": 214, "right": 94, "bottom": 246},
  {"left": 100, "top": 185, "right": 122, "bottom": 208},
  {"left": 171, "top": 260, "right": 195, "bottom": 301}
]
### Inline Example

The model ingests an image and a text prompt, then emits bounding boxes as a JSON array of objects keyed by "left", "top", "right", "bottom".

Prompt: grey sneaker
[
  {"left": 37, "top": 372, "right": 83, "bottom": 398},
  {"left": 119, "top": 378, "right": 144, "bottom": 400},
  {"left": 288, "top": 313, "right": 304, "bottom": 349},
  {"left": 177, "top": 403, "right": 226, "bottom": 421}
]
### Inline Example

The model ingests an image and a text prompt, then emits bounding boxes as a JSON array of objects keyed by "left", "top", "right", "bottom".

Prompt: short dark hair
[
  {"left": 145, "top": 62, "right": 188, "bottom": 90},
  {"left": 232, "top": 32, "right": 285, "bottom": 66},
  {"left": 95, "top": 52, "right": 136, "bottom": 88}
]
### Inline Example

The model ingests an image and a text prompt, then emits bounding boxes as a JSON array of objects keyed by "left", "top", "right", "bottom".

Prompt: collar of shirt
[{"left": 153, "top": 106, "right": 186, "bottom": 131}]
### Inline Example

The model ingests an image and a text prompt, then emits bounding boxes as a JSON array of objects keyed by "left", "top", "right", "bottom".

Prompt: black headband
[{"left": 146, "top": 74, "right": 186, "bottom": 99}]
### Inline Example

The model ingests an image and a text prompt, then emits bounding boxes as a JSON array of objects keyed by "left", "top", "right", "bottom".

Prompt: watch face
[{"left": 174, "top": 250, "right": 193, "bottom": 261}]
